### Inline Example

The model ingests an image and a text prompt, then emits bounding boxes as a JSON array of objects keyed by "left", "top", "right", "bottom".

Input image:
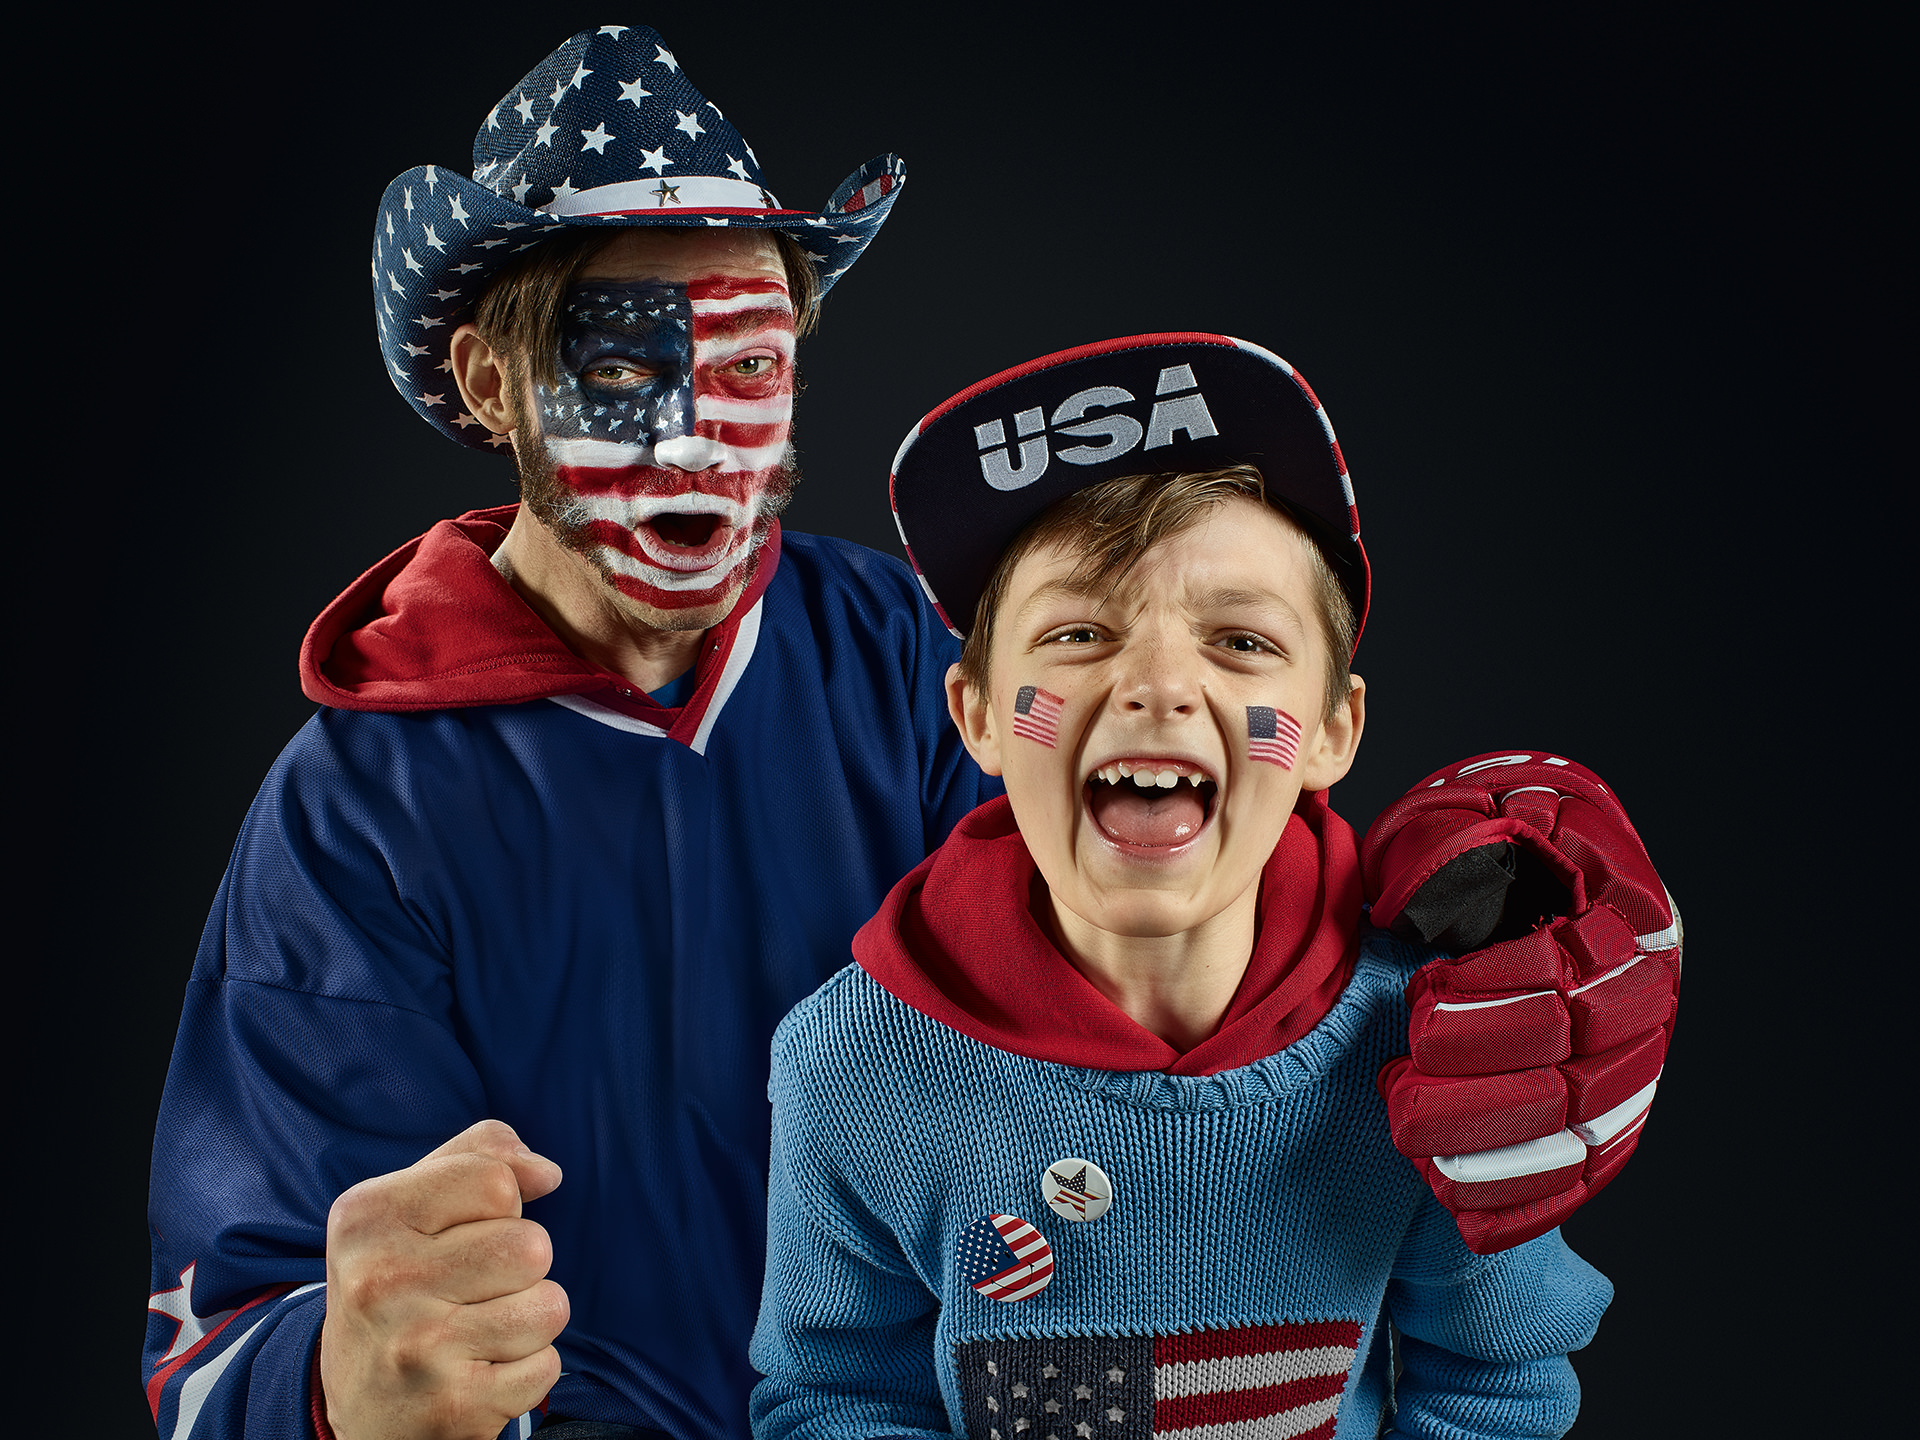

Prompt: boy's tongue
[{"left": 1090, "top": 783, "right": 1206, "bottom": 847}]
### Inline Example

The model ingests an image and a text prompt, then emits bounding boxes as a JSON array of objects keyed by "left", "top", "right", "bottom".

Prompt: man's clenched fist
[{"left": 318, "top": 1120, "right": 569, "bottom": 1440}]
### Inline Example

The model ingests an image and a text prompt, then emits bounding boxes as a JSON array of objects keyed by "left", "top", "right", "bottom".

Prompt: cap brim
[{"left": 889, "top": 333, "right": 1369, "bottom": 643}]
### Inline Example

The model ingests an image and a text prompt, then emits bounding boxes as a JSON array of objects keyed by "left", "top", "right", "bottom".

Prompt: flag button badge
[
  {"left": 1041, "top": 1157, "right": 1114, "bottom": 1222},
  {"left": 957, "top": 1214, "right": 1055, "bottom": 1303}
]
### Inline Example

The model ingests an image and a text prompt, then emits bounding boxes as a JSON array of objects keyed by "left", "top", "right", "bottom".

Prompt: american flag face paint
[
  {"left": 1012, "top": 686, "right": 1065, "bottom": 748},
  {"left": 525, "top": 274, "right": 797, "bottom": 612},
  {"left": 1246, "top": 706, "right": 1302, "bottom": 770}
]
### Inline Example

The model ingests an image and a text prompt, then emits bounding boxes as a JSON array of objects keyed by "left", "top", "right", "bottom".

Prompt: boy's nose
[{"left": 1115, "top": 635, "right": 1201, "bottom": 719}]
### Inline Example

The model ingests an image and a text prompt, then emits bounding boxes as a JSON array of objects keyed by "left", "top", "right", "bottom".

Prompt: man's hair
[
  {"left": 956, "top": 466, "right": 1357, "bottom": 722},
  {"left": 470, "top": 226, "right": 821, "bottom": 397}
]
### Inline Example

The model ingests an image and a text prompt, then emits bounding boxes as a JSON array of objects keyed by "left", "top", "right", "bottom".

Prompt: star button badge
[{"left": 1040, "top": 1157, "right": 1113, "bottom": 1223}]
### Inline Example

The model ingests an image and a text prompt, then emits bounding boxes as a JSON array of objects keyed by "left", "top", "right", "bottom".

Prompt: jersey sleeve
[
  {"left": 748, "top": 1002, "right": 950, "bottom": 1440},
  {"left": 1382, "top": 1198, "right": 1613, "bottom": 1439},
  {"left": 145, "top": 717, "right": 493, "bottom": 1440}
]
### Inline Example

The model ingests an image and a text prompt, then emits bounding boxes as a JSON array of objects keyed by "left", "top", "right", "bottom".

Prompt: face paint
[
  {"left": 521, "top": 274, "right": 797, "bottom": 613},
  {"left": 1246, "top": 706, "right": 1302, "bottom": 770},
  {"left": 1012, "top": 685, "right": 1065, "bottom": 748}
]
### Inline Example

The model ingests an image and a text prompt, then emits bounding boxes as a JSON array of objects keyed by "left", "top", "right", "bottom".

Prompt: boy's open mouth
[{"left": 1084, "top": 758, "right": 1218, "bottom": 848}]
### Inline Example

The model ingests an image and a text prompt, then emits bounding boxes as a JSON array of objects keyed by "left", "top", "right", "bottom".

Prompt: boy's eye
[
  {"left": 1217, "top": 632, "right": 1278, "bottom": 656},
  {"left": 726, "top": 355, "right": 776, "bottom": 377},
  {"left": 1043, "top": 625, "right": 1107, "bottom": 646}
]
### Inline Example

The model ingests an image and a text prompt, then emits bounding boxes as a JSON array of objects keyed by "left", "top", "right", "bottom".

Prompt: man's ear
[
  {"left": 449, "top": 324, "right": 519, "bottom": 436},
  {"left": 1297, "top": 672, "right": 1366, "bottom": 793},
  {"left": 944, "top": 662, "right": 1005, "bottom": 777}
]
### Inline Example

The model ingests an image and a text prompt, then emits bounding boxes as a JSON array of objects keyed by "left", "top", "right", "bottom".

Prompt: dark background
[{"left": 27, "top": 7, "right": 1895, "bottom": 1434}]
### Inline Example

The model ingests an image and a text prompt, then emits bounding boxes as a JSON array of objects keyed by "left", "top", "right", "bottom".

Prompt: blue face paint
[{"left": 545, "top": 281, "right": 697, "bottom": 449}]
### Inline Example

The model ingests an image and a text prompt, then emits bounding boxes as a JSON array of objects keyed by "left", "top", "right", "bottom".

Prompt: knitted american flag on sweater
[{"left": 954, "top": 1321, "right": 1362, "bottom": 1440}]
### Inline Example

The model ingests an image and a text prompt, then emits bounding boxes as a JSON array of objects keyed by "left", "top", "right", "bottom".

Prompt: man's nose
[
  {"left": 650, "top": 371, "right": 728, "bottom": 470},
  {"left": 1114, "top": 632, "right": 1201, "bottom": 720},
  {"left": 654, "top": 435, "right": 728, "bottom": 471}
]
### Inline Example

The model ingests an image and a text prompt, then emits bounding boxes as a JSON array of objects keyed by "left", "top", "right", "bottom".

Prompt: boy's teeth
[{"left": 1095, "top": 762, "right": 1213, "bottom": 788}]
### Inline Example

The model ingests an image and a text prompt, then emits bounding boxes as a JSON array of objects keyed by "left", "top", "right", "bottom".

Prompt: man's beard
[{"left": 510, "top": 425, "right": 801, "bottom": 627}]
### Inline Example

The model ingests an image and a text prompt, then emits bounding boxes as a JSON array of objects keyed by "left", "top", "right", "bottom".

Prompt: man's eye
[
  {"left": 728, "top": 356, "right": 774, "bottom": 377},
  {"left": 585, "top": 361, "right": 653, "bottom": 386}
]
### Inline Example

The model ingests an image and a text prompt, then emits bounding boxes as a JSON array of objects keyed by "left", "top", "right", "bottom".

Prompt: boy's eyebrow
[
  {"left": 1012, "top": 577, "right": 1309, "bottom": 639},
  {"left": 1184, "top": 584, "right": 1308, "bottom": 636},
  {"left": 1012, "top": 576, "right": 1106, "bottom": 620}
]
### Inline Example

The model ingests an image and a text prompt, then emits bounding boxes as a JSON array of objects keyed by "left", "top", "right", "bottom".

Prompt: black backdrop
[{"left": 27, "top": 8, "right": 1896, "bottom": 1434}]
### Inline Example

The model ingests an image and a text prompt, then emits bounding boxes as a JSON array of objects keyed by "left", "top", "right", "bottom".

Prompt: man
[{"left": 145, "top": 26, "right": 990, "bottom": 1440}]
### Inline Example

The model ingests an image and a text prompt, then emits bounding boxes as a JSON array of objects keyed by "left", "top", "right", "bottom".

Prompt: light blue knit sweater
[{"left": 750, "top": 935, "right": 1611, "bottom": 1440}]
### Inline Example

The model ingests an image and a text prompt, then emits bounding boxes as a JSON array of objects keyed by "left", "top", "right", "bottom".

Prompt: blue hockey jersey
[{"left": 145, "top": 508, "right": 994, "bottom": 1439}]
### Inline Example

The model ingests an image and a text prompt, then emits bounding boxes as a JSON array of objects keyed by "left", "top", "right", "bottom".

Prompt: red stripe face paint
[
  {"left": 1246, "top": 705, "right": 1301, "bottom": 769},
  {"left": 1011, "top": 686, "right": 1063, "bottom": 748},
  {"left": 521, "top": 274, "right": 797, "bottom": 612}
]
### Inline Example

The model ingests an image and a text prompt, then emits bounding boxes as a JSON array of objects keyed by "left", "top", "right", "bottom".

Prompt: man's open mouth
[
  {"left": 649, "top": 512, "right": 723, "bottom": 548},
  {"left": 1083, "top": 759, "right": 1219, "bottom": 848},
  {"left": 629, "top": 511, "right": 745, "bottom": 572}
]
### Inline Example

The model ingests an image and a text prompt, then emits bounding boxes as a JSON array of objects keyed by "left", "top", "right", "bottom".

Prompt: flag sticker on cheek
[
  {"left": 1247, "top": 706, "right": 1302, "bottom": 769},
  {"left": 1012, "top": 686, "right": 1064, "bottom": 748}
]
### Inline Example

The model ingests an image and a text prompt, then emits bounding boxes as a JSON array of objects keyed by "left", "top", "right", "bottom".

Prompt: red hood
[
  {"left": 852, "top": 791, "right": 1363, "bottom": 1076},
  {"left": 300, "top": 504, "right": 779, "bottom": 736}
]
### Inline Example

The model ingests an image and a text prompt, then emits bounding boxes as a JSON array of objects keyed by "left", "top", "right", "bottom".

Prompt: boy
[{"left": 749, "top": 335, "right": 1647, "bottom": 1439}]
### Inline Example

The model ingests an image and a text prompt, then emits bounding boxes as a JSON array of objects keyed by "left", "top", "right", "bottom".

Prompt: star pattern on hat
[{"left": 372, "top": 25, "right": 904, "bottom": 452}]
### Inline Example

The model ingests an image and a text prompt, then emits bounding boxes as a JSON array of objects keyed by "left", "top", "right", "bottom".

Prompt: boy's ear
[
  {"left": 944, "top": 662, "right": 1005, "bottom": 777},
  {"left": 1297, "top": 672, "right": 1366, "bottom": 793}
]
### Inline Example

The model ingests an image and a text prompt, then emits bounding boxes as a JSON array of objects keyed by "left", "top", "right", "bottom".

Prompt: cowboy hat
[{"left": 374, "top": 24, "right": 904, "bottom": 450}]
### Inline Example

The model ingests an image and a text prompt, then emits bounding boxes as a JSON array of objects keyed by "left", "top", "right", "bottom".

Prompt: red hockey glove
[{"left": 1362, "top": 751, "right": 1680, "bottom": 1255}]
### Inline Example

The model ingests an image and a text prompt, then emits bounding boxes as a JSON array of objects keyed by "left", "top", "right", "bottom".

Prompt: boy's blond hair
[{"left": 957, "top": 467, "right": 1357, "bottom": 722}]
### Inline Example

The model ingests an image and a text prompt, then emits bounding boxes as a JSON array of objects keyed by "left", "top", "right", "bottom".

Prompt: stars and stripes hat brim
[
  {"left": 888, "top": 333, "right": 1371, "bottom": 648},
  {"left": 374, "top": 25, "right": 905, "bottom": 451}
]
